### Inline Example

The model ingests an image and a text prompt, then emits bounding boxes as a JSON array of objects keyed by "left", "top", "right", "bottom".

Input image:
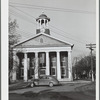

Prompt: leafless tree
[
  {"left": 9, "top": 18, "right": 21, "bottom": 83},
  {"left": 72, "top": 54, "right": 96, "bottom": 80},
  {"left": 29, "top": 57, "right": 40, "bottom": 79}
]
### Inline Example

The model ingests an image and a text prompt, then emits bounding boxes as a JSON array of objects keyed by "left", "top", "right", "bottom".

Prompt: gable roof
[{"left": 13, "top": 32, "right": 74, "bottom": 48}]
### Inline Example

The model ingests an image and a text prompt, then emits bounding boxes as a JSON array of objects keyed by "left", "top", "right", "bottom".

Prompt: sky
[{"left": 9, "top": 0, "right": 96, "bottom": 60}]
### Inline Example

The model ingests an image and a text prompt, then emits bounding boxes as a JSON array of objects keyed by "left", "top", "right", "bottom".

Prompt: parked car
[
  {"left": 9, "top": 75, "right": 59, "bottom": 90},
  {"left": 30, "top": 75, "right": 59, "bottom": 87}
]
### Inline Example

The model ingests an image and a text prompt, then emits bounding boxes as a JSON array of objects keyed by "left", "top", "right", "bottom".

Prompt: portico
[{"left": 13, "top": 45, "right": 73, "bottom": 81}]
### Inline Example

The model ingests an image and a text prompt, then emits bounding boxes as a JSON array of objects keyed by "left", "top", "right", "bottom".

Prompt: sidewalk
[{"left": 60, "top": 80, "right": 92, "bottom": 84}]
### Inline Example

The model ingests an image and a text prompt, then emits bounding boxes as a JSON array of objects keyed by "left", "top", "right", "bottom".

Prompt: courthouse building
[{"left": 12, "top": 14, "right": 74, "bottom": 81}]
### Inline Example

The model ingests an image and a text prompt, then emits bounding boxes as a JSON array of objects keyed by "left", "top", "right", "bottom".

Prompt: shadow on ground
[
  {"left": 9, "top": 91, "right": 72, "bottom": 100},
  {"left": 9, "top": 82, "right": 95, "bottom": 100},
  {"left": 9, "top": 89, "right": 95, "bottom": 100}
]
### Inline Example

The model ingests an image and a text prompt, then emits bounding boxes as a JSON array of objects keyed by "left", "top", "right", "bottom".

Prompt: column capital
[
  {"left": 24, "top": 52, "right": 28, "bottom": 54},
  {"left": 35, "top": 52, "right": 39, "bottom": 54},
  {"left": 24, "top": 52, "right": 28, "bottom": 58},
  {"left": 56, "top": 51, "right": 60, "bottom": 53},
  {"left": 46, "top": 51, "right": 49, "bottom": 53}
]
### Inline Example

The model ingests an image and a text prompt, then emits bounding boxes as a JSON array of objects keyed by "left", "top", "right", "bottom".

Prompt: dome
[
  {"left": 39, "top": 14, "right": 47, "bottom": 19},
  {"left": 36, "top": 14, "right": 50, "bottom": 21}
]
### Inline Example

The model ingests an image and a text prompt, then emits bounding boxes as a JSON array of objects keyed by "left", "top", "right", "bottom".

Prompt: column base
[{"left": 35, "top": 74, "right": 39, "bottom": 79}]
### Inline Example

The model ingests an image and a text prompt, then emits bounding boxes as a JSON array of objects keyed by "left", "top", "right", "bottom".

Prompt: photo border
[{"left": 1, "top": 0, "right": 99, "bottom": 100}]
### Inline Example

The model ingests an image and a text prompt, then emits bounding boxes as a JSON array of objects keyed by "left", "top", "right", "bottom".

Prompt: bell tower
[{"left": 36, "top": 13, "right": 50, "bottom": 35}]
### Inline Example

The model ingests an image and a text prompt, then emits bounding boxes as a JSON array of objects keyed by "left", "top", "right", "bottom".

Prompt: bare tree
[
  {"left": 72, "top": 54, "right": 96, "bottom": 80},
  {"left": 9, "top": 18, "right": 21, "bottom": 83},
  {"left": 29, "top": 57, "right": 40, "bottom": 79}
]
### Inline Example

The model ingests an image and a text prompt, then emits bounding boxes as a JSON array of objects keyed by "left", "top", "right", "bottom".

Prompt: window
[
  {"left": 61, "top": 62, "right": 66, "bottom": 66},
  {"left": 51, "top": 56, "right": 56, "bottom": 62},
  {"left": 51, "top": 68, "right": 55, "bottom": 75},
  {"left": 61, "top": 56, "right": 67, "bottom": 62},
  {"left": 40, "top": 38, "right": 43, "bottom": 43},
  {"left": 20, "top": 68, "right": 24, "bottom": 77},
  {"left": 40, "top": 69, "right": 45, "bottom": 75},
  {"left": 51, "top": 62, "right": 56, "bottom": 66},
  {"left": 22, "top": 59, "right": 24, "bottom": 66},
  {"left": 61, "top": 68, "right": 65, "bottom": 74},
  {"left": 39, "top": 53, "right": 46, "bottom": 63},
  {"left": 41, "top": 20, "right": 44, "bottom": 24},
  {"left": 30, "top": 68, "right": 34, "bottom": 75}
]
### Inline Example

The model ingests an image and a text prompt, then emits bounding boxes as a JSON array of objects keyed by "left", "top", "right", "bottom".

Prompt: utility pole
[
  {"left": 86, "top": 44, "right": 96, "bottom": 82},
  {"left": 75, "top": 57, "right": 78, "bottom": 79}
]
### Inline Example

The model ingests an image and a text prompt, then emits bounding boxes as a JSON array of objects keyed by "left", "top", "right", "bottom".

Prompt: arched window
[
  {"left": 41, "top": 20, "right": 44, "bottom": 24},
  {"left": 40, "top": 38, "right": 43, "bottom": 43}
]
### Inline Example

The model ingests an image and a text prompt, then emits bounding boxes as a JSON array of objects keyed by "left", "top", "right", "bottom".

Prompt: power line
[
  {"left": 17, "top": 28, "right": 89, "bottom": 54},
  {"left": 10, "top": 11, "right": 88, "bottom": 45},
  {"left": 9, "top": 10, "right": 36, "bottom": 25},
  {"left": 17, "top": 28, "right": 88, "bottom": 54},
  {"left": 9, "top": 5, "right": 95, "bottom": 55},
  {"left": 10, "top": 5, "right": 93, "bottom": 46},
  {"left": 16, "top": 28, "right": 36, "bottom": 38},
  {"left": 50, "top": 29, "right": 92, "bottom": 54},
  {"left": 9, "top": 15, "right": 89, "bottom": 54},
  {"left": 10, "top": 5, "right": 36, "bottom": 19},
  {"left": 50, "top": 28, "right": 86, "bottom": 44},
  {"left": 49, "top": 25, "right": 88, "bottom": 44},
  {"left": 10, "top": 6, "right": 90, "bottom": 44},
  {"left": 9, "top": 2, "right": 95, "bottom": 14}
]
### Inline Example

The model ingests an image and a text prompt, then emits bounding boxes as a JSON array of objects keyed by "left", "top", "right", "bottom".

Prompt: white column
[
  {"left": 44, "top": 19, "right": 46, "bottom": 28},
  {"left": 12, "top": 51, "right": 17, "bottom": 81},
  {"left": 24, "top": 53, "right": 28, "bottom": 81},
  {"left": 46, "top": 20, "right": 48, "bottom": 28},
  {"left": 57, "top": 51, "right": 61, "bottom": 80},
  {"left": 35, "top": 52, "right": 38, "bottom": 79},
  {"left": 39, "top": 19, "right": 42, "bottom": 29},
  {"left": 46, "top": 52, "right": 50, "bottom": 75},
  {"left": 68, "top": 51, "right": 73, "bottom": 81}
]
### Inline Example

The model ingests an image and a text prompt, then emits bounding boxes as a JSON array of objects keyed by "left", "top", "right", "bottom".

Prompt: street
[{"left": 9, "top": 82, "right": 95, "bottom": 100}]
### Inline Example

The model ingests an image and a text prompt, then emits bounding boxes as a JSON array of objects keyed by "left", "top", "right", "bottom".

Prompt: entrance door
[
  {"left": 50, "top": 52, "right": 57, "bottom": 78},
  {"left": 51, "top": 67, "right": 56, "bottom": 77},
  {"left": 60, "top": 52, "right": 68, "bottom": 78}
]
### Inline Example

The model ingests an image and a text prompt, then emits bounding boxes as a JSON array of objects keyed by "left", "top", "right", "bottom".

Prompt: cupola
[{"left": 36, "top": 13, "right": 50, "bottom": 35}]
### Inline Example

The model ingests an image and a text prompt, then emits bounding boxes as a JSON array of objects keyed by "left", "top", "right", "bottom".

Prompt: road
[{"left": 9, "top": 82, "right": 95, "bottom": 100}]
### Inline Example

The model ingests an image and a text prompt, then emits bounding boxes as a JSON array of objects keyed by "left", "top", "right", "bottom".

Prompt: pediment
[{"left": 14, "top": 33, "right": 73, "bottom": 48}]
